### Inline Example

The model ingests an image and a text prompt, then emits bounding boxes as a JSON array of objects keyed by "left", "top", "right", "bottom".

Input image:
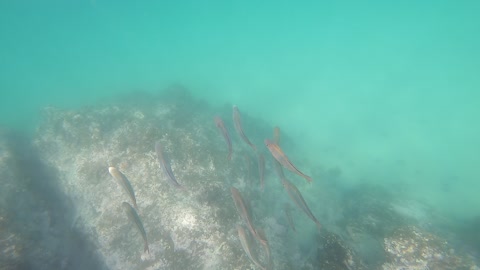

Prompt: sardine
[
  {"left": 108, "top": 166, "right": 138, "bottom": 209},
  {"left": 155, "top": 141, "right": 183, "bottom": 189},
  {"left": 257, "top": 153, "right": 265, "bottom": 190},
  {"left": 122, "top": 202, "right": 149, "bottom": 253},
  {"left": 273, "top": 126, "right": 280, "bottom": 145},
  {"left": 281, "top": 178, "right": 321, "bottom": 230},
  {"left": 233, "top": 106, "right": 256, "bottom": 151},
  {"left": 231, "top": 187, "right": 258, "bottom": 241},
  {"left": 264, "top": 139, "right": 312, "bottom": 183},
  {"left": 214, "top": 116, "right": 232, "bottom": 160},
  {"left": 237, "top": 225, "right": 266, "bottom": 270}
]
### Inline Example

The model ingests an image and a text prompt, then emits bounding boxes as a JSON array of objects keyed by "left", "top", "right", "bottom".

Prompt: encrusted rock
[{"left": 383, "top": 226, "right": 477, "bottom": 270}]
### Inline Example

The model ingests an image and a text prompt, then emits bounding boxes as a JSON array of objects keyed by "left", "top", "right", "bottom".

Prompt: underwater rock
[
  {"left": 335, "top": 184, "right": 480, "bottom": 269},
  {"left": 340, "top": 185, "right": 408, "bottom": 239},
  {"left": 9, "top": 88, "right": 477, "bottom": 270},
  {"left": 314, "top": 230, "right": 366, "bottom": 270},
  {"left": 0, "top": 130, "right": 105, "bottom": 270},
  {"left": 382, "top": 226, "right": 478, "bottom": 270},
  {"left": 32, "top": 91, "right": 271, "bottom": 270}
]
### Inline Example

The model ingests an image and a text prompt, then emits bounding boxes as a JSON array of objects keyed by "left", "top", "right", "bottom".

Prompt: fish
[
  {"left": 108, "top": 166, "right": 138, "bottom": 209},
  {"left": 237, "top": 225, "right": 266, "bottom": 270},
  {"left": 122, "top": 202, "right": 149, "bottom": 253},
  {"left": 214, "top": 116, "right": 232, "bottom": 160},
  {"left": 273, "top": 126, "right": 280, "bottom": 145},
  {"left": 155, "top": 141, "right": 183, "bottom": 189},
  {"left": 256, "top": 228, "right": 273, "bottom": 270},
  {"left": 264, "top": 139, "right": 312, "bottom": 183},
  {"left": 233, "top": 105, "right": 256, "bottom": 151},
  {"left": 231, "top": 187, "right": 258, "bottom": 241},
  {"left": 257, "top": 153, "right": 265, "bottom": 190},
  {"left": 281, "top": 178, "right": 321, "bottom": 230},
  {"left": 283, "top": 203, "right": 296, "bottom": 232}
]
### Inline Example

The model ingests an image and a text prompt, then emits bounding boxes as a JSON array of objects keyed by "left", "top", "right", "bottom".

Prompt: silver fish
[
  {"left": 231, "top": 187, "right": 258, "bottom": 241},
  {"left": 282, "top": 178, "right": 321, "bottom": 230},
  {"left": 256, "top": 228, "right": 273, "bottom": 270},
  {"left": 155, "top": 141, "right": 183, "bottom": 189},
  {"left": 233, "top": 105, "right": 256, "bottom": 151},
  {"left": 214, "top": 116, "right": 232, "bottom": 160},
  {"left": 237, "top": 225, "right": 266, "bottom": 270},
  {"left": 122, "top": 202, "right": 149, "bottom": 253},
  {"left": 265, "top": 139, "right": 312, "bottom": 183},
  {"left": 108, "top": 166, "right": 137, "bottom": 208}
]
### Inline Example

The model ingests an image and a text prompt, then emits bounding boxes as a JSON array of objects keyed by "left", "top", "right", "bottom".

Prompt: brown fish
[
  {"left": 233, "top": 105, "right": 256, "bottom": 151},
  {"left": 264, "top": 139, "right": 312, "bottom": 183},
  {"left": 214, "top": 116, "right": 232, "bottom": 160},
  {"left": 281, "top": 178, "right": 321, "bottom": 230},
  {"left": 108, "top": 166, "right": 138, "bottom": 209},
  {"left": 256, "top": 228, "right": 273, "bottom": 269},
  {"left": 237, "top": 225, "right": 266, "bottom": 270},
  {"left": 231, "top": 187, "right": 258, "bottom": 240},
  {"left": 273, "top": 126, "right": 280, "bottom": 145},
  {"left": 122, "top": 202, "right": 150, "bottom": 253}
]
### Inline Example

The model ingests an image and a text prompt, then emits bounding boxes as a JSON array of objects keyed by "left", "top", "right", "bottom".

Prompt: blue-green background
[{"left": 1, "top": 1, "right": 479, "bottom": 219}]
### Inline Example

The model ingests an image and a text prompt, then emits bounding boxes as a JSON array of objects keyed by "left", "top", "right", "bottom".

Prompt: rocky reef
[
  {"left": 0, "top": 130, "right": 106, "bottom": 270},
  {"left": 383, "top": 226, "right": 478, "bottom": 270},
  {"left": 32, "top": 89, "right": 249, "bottom": 270},
  {"left": 1, "top": 87, "right": 478, "bottom": 270},
  {"left": 334, "top": 184, "right": 479, "bottom": 270}
]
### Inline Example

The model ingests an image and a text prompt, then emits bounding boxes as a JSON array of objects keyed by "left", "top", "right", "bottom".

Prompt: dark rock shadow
[{"left": 0, "top": 130, "right": 108, "bottom": 270}]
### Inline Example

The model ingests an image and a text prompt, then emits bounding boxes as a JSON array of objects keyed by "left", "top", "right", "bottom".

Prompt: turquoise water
[{"left": 1, "top": 0, "right": 479, "bottom": 236}]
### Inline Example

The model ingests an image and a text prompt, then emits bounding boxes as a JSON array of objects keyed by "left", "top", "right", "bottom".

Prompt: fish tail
[
  {"left": 144, "top": 241, "right": 150, "bottom": 254},
  {"left": 133, "top": 201, "right": 138, "bottom": 209}
]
